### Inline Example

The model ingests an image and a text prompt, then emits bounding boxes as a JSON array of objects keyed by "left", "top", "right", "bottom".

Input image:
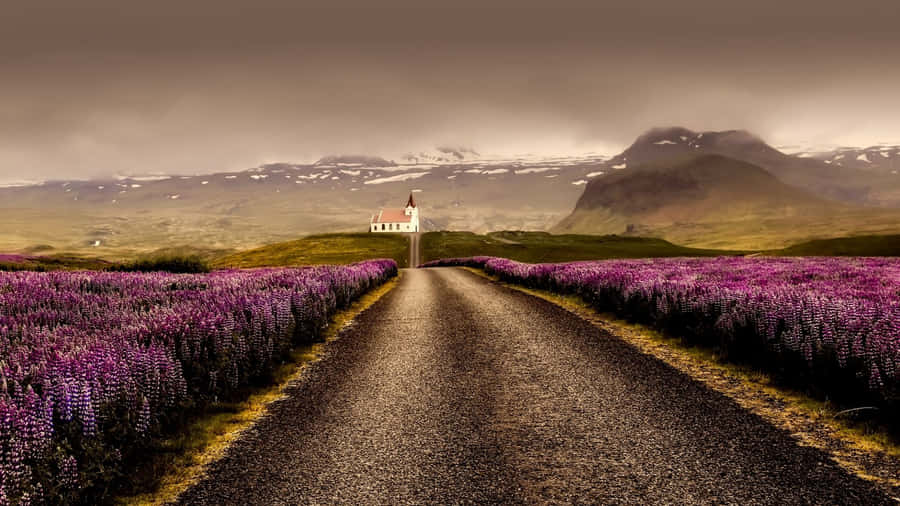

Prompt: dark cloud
[{"left": 1, "top": 0, "right": 898, "bottom": 181}]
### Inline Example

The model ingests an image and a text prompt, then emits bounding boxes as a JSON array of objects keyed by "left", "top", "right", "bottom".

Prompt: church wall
[{"left": 370, "top": 203, "right": 419, "bottom": 233}]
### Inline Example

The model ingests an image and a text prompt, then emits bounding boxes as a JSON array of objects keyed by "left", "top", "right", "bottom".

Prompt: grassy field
[
  {"left": 420, "top": 231, "right": 742, "bottom": 263},
  {"left": 211, "top": 233, "right": 411, "bottom": 269},
  {"left": 4, "top": 231, "right": 900, "bottom": 273},
  {"left": 769, "top": 234, "right": 900, "bottom": 257},
  {"left": 0, "top": 253, "right": 112, "bottom": 271}
]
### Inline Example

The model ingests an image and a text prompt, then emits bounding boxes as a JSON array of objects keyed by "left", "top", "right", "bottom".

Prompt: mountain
[
  {"left": 0, "top": 154, "right": 609, "bottom": 255},
  {"left": 314, "top": 155, "right": 395, "bottom": 167},
  {"left": 610, "top": 127, "right": 784, "bottom": 167},
  {"left": 555, "top": 154, "right": 900, "bottom": 249},
  {"left": 5, "top": 132, "right": 900, "bottom": 255},
  {"left": 401, "top": 146, "right": 481, "bottom": 164},
  {"left": 604, "top": 127, "right": 900, "bottom": 206},
  {"left": 795, "top": 145, "right": 900, "bottom": 174}
]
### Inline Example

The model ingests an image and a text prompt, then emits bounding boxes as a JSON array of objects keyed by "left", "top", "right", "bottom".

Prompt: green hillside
[
  {"left": 211, "top": 233, "right": 410, "bottom": 268},
  {"left": 421, "top": 231, "right": 741, "bottom": 263},
  {"left": 770, "top": 234, "right": 900, "bottom": 257}
]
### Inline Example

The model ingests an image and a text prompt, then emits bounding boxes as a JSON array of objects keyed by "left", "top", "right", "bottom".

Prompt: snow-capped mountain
[
  {"left": 4, "top": 132, "right": 900, "bottom": 254},
  {"left": 0, "top": 151, "right": 611, "bottom": 253},
  {"left": 792, "top": 146, "right": 900, "bottom": 174},
  {"left": 400, "top": 146, "right": 482, "bottom": 164}
]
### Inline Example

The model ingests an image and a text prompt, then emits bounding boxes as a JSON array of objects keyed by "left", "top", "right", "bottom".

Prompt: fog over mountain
[
  {"left": 2, "top": 0, "right": 900, "bottom": 183},
  {"left": 4, "top": 125, "right": 900, "bottom": 253}
]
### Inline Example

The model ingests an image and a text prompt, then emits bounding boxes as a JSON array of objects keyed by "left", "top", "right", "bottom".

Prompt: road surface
[
  {"left": 409, "top": 232, "right": 421, "bottom": 268},
  {"left": 179, "top": 268, "right": 892, "bottom": 505}
]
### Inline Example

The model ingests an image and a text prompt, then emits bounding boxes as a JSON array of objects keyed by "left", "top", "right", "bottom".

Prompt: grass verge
[
  {"left": 115, "top": 274, "right": 401, "bottom": 505},
  {"left": 460, "top": 266, "right": 900, "bottom": 497}
]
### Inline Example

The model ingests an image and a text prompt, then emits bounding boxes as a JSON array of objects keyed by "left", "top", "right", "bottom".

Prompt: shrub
[{"left": 109, "top": 255, "right": 211, "bottom": 273}]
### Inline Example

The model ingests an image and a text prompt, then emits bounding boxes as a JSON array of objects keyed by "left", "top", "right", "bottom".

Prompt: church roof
[
  {"left": 406, "top": 193, "right": 417, "bottom": 208},
  {"left": 371, "top": 208, "right": 413, "bottom": 224}
]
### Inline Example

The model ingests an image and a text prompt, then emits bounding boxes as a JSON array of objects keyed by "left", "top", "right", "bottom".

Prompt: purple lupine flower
[
  {"left": 424, "top": 255, "right": 900, "bottom": 402},
  {"left": 0, "top": 259, "right": 397, "bottom": 502}
]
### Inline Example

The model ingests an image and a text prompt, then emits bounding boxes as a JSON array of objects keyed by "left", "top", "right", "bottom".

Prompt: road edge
[
  {"left": 117, "top": 273, "right": 402, "bottom": 506},
  {"left": 457, "top": 266, "right": 900, "bottom": 500}
]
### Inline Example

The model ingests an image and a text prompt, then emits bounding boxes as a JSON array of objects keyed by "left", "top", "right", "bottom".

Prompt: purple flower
[{"left": 0, "top": 259, "right": 397, "bottom": 501}]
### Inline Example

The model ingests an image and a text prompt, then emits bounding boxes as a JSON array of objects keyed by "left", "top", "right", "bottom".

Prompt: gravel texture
[{"left": 177, "top": 267, "right": 893, "bottom": 505}]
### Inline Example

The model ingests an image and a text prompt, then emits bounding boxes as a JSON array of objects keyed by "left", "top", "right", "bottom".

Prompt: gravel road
[
  {"left": 409, "top": 232, "right": 421, "bottom": 268},
  {"left": 178, "top": 268, "right": 893, "bottom": 505}
]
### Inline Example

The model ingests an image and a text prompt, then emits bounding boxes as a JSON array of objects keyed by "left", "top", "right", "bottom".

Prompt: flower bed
[
  {"left": 423, "top": 256, "right": 900, "bottom": 415},
  {"left": 0, "top": 260, "right": 397, "bottom": 503}
]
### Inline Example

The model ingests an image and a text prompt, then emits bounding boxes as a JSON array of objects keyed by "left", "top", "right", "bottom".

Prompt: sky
[{"left": 2, "top": 0, "right": 899, "bottom": 181}]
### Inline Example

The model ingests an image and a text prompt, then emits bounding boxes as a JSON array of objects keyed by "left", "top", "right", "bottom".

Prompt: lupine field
[
  {"left": 0, "top": 260, "right": 397, "bottom": 504},
  {"left": 423, "top": 256, "right": 900, "bottom": 416}
]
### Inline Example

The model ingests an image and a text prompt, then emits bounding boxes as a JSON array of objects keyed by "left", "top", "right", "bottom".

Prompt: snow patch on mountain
[
  {"left": 514, "top": 167, "right": 560, "bottom": 174},
  {"left": 0, "top": 179, "right": 45, "bottom": 188},
  {"left": 115, "top": 174, "right": 172, "bottom": 182},
  {"left": 364, "top": 172, "right": 431, "bottom": 185},
  {"left": 401, "top": 146, "right": 480, "bottom": 164}
]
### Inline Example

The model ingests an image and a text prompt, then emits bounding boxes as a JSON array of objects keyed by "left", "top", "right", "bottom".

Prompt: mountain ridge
[
  {"left": 4, "top": 131, "right": 900, "bottom": 253},
  {"left": 555, "top": 152, "right": 900, "bottom": 249}
]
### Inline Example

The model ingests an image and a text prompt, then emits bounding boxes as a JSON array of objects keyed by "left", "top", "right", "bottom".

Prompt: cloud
[{"left": 1, "top": 1, "right": 898, "bottom": 181}]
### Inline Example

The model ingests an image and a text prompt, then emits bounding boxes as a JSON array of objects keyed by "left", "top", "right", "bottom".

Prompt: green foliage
[
  {"left": 110, "top": 255, "right": 211, "bottom": 273},
  {"left": 421, "top": 231, "right": 742, "bottom": 263}
]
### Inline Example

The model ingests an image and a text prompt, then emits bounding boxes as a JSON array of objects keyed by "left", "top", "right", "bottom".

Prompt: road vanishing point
[{"left": 179, "top": 268, "right": 892, "bottom": 505}]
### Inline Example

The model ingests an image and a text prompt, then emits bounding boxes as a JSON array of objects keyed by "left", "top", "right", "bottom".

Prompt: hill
[
  {"left": 0, "top": 152, "right": 610, "bottom": 256},
  {"left": 212, "top": 233, "right": 411, "bottom": 269},
  {"left": 554, "top": 154, "right": 900, "bottom": 249},
  {"left": 314, "top": 155, "right": 395, "bottom": 167},
  {"left": 770, "top": 234, "right": 900, "bottom": 257},
  {"left": 606, "top": 127, "right": 900, "bottom": 206},
  {"left": 3, "top": 129, "right": 900, "bottom": 257},
  {"left": 791, "top": 145, "right": 900, "bottom": 175},
  {"left": 0, "top": 253, "right": 111, "bottom": 271},
  {"left": 421, "top": 231, "right": 739, "bottom": 263}
]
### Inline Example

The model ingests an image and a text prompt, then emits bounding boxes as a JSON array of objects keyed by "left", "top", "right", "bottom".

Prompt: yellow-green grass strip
[
  {"left": 461, "top": 266, "right": 900, "bottom": 496},
  {"left": 117, "top": 274, "right": 401, "bottom": 505}
]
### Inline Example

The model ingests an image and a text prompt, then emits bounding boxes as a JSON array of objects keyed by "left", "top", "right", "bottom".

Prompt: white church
[{"left": 370, "top": 193, "right": 420, "bottom": 233}]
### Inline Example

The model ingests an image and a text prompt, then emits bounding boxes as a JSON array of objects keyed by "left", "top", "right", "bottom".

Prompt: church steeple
[{"left": 406, "top": 192, "right": 417, "bottom": 209}]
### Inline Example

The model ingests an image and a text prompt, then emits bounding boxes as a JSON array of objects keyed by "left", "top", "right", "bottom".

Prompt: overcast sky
[{"left": 2, "top": 0, "right": 899, "bottom": 181}]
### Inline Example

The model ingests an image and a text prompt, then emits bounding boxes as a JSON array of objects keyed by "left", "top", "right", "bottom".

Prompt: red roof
[{"left": 371, "top": 208, "right": 412, "bottom": 224}]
